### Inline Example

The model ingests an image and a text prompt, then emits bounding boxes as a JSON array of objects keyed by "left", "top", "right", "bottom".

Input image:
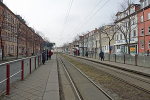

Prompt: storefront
[{"left": 115, "top": 38, "right": 138, "bottom": 54}]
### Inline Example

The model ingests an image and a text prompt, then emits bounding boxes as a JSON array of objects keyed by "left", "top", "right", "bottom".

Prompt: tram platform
[
  {"left": 1, "top": 54, "right": 59, "bottom": 100},
  {"left": 75, "top": 55, "right": 150, "bottom": 77}
]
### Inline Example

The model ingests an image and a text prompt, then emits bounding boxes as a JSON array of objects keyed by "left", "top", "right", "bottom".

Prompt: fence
[
  {"left": 0, "top": 55, "right": 42, "bottom": 95},
  {"left": 75, "top": 52, "right": 150, "bottom": 67}
]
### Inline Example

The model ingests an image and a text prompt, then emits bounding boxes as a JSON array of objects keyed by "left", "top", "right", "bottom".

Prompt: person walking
[
  {"left": 85, "top": 51, "right": 88, "bottom": 57},
  {"left": 99, "top": 51, "right": 104, "bottom": 61},
  {"left": 42, "top": 50, "right": 46, "bottom": 64},
  {"left": 147, "top": 50, "right": 149, "bottom": 56},
  {"left": 49, "top": 50, "right": 53, "bottom": 60}
]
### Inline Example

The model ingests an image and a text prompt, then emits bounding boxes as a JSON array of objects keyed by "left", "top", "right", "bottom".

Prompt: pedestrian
[
  {"left": 147, "top": 50, "right": 149, "bottom": 56},
  {"left": 78, "top": 50, "right": 80, "bottom": 56},
  {"left": 49, "top": 50, "right": 53, "bottom": 60},
  {"left": 47, "top": 49, "right": 49, "bottom": 61},
  {"left": 76, "top": 49, "right": 78, "bottom": 56},
  {"left": 85, "top": 51, "right": 88, "bottom": 57},
  {"left": 42, "top": 50, "right": 46, "bottom": 64},
  {"left": 99, "top": 51, "right": 104, "bottom": 61},
  {"left": 74, "top": 50, "right": 76, "bottom": 56}
]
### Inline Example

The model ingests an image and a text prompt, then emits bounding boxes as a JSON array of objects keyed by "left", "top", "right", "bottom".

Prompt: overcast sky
[{"left": 3, "top": 0, "right": 139, "bottom": 47}]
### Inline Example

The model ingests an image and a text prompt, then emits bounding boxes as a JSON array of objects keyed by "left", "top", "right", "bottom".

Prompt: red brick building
[
  {"left": 138, "top": 1, "right": 150, "bottom": 54},
  {"left": 0, "top": 2, "right": 44, "bottom": 58}
]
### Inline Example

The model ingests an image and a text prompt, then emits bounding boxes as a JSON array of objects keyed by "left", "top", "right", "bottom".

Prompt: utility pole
[{"left": 143, "top": 9, "right": 146, "bottom": 55}]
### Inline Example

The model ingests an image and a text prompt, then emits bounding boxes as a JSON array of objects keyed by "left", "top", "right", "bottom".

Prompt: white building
[{"left": 115, "top": 4, "right": 140, "bottom": 54}]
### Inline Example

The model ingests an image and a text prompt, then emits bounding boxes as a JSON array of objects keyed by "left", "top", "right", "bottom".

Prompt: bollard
[
  {"left": 115, "top": 54, "right": 116, "bottom": 62},
  {"left": 95, "top": 53, "right": 96, "bottom": 59},
  {"left": 35, "top": 57, "right": 36, "bottom": 69},
  {"left": 30, "top": 58, "right": 31, "bottom": 74},
  {"left": 21, "top": 60, "right": 24, "bottom": 81},
  {"left": 124, "top": 55, "right": 125, "bottom": 64},
  {"left": 135, "top": 54, "right": 137, "bottom": 66},
  {"left": 6, "top": 64, "right": 10, "bottom": 95}
]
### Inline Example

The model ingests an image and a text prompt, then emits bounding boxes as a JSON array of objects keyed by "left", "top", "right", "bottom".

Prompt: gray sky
[{"left": 3, "top": 0, "right": 139, "bottom": 47}]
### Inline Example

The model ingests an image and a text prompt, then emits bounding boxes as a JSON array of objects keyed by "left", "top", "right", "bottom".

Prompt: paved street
[{"left": 1, "top": 54, "right": 59, "bottom": 100}]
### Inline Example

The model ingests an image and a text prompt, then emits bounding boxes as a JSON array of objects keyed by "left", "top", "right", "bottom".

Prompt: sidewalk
[
  {"left": 1, "top": 54, "right": 59, "bottom": 100},
  {"left": 75, "top": 55, "right": 150, "bottom": 77}
]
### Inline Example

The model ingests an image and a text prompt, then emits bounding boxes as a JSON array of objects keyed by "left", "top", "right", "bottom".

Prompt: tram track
[
  {"left": 61, "top": 54, "right": 150, "bottom": 100},
  {"left": 68, "top": 55, "right": 150, "bottom": 93},
  {"left": 57, "top": 54, "right": 113, "bottom": 100}
]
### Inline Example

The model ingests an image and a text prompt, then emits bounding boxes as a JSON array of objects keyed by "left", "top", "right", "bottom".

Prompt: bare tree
[
  {"left": 115, "top": 0, "right": 139, "bottom": 54},
  {"left": 16, "top": 23, "right": 21, "bottom": 58},
  {"left": 101, "top": 25, "right": 118, "bottom": 54}
]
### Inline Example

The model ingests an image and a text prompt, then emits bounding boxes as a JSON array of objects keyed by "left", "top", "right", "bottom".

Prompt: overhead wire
[
  {"left": 71, "top": 0, "right": 111, "bottom": 38},
  {"left": 68, "top": 0, "right": 103, "bottom": 37},
  {"left": 60, "top": 0, "right": 73, "bottom": 37},
  {"left": 58, "top": 0, "right": 74, "bottom": 46}
]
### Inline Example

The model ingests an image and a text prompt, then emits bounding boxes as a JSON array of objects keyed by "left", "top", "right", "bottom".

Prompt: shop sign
[
  {"left": 130, "top": 47, "right": 135, "bottom": 52},
  {"left": 116, "top": 38, "right": 136, "bottom": 44}
]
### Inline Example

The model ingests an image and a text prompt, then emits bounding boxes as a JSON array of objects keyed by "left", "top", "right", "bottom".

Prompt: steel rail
[
  {"left": 58, "top": 56, "right": 82, "bottom": 100},
  {"left": 60, "top": 55, "right": 114, "bottom": 100},
  {"left": 68, "top": 55, "right": 150, "bottom": 94}
]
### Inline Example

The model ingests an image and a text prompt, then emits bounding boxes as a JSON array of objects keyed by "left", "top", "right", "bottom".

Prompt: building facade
[{"left": 115, "top": 4, "right": 140, "bottom": 54}]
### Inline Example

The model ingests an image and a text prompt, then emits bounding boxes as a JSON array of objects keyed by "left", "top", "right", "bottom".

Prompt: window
[
  {"left": 148, "top": 13, "right": 150, "bottom": 20},
  {"left": 141, "top": 16, "right": 143, "bottom": 22},
  {"left": 116, "top": 35, "right": 118, "bottom": 40},
  {"left": 148, "top": 41, "right": 150, "bottom": 49},
  {"left": 148, "top": 27, "right": 150, "bottom": 35},
  {"left": 133, "top": 30, "right": 136, "bottom": 37},
  {"left": 8, "top": 33, "right": 9, "bottom": 41},
  {"left": 141, "top": 28, "right": 144, "bottom": 36},
  {"left": 5, "top": 33, "right": 7, "bottom": 40},
  {"left": 8, "top": 45, "right": 10, "bottom": 54},
  {"left": 132, "top": 18, "right": 135, "bottom": 24},
  {"left": 143, "top": 1, "right": 144, "bottom": 8},
  {"left": 145, "top": 0, "right": 148, "bottom": 6},
  {"left": 120, "top": 34, "right": 122, "bottom": 40},
  {"left": 5, "top": 44, "right": 7, "bottom": 53},
  {"left": 117, "top": 45, "right": 120, "bottom": 49},
  {"left": 11, "top": 46, "right": 14, "bottom": 53}
]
